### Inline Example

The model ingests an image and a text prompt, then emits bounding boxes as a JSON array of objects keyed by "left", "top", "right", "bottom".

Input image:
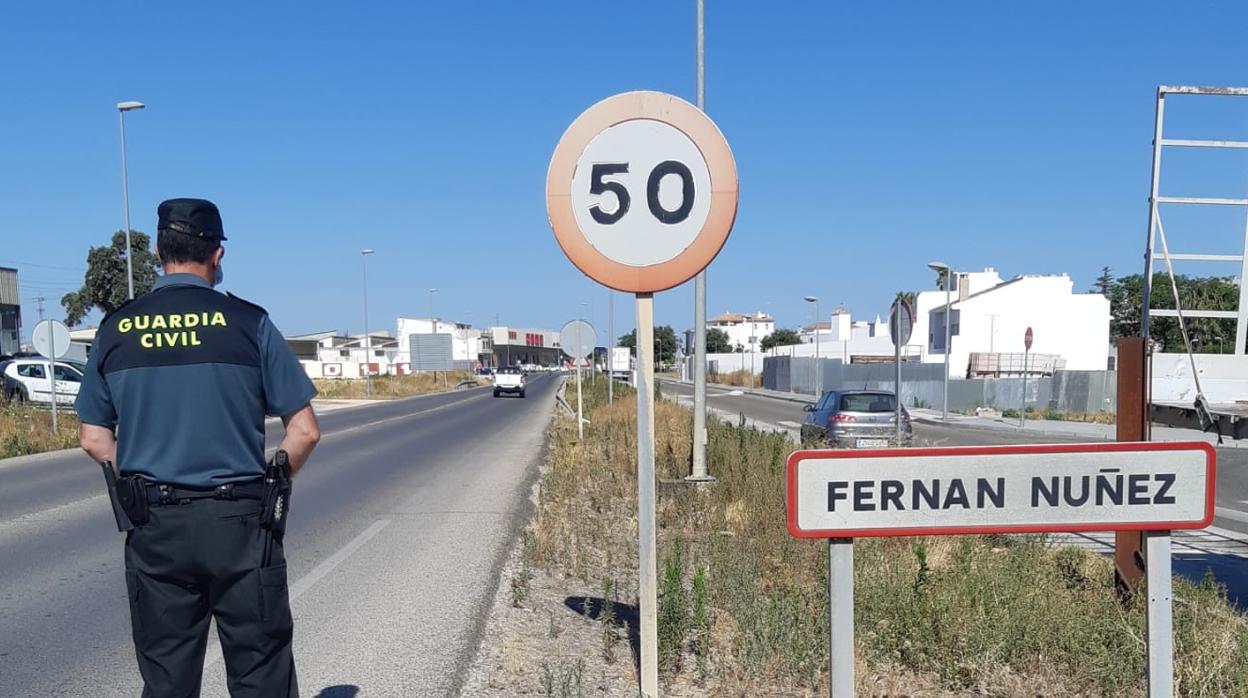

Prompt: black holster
[
  {"left": 259, "top": 450, "right": 292, "bottom": 538},
  {"left": 117, "top": 475, "right": 150, "bottom": 527},
  {"left": 99, "top": 461, "right": 149, "bottom": 531}
]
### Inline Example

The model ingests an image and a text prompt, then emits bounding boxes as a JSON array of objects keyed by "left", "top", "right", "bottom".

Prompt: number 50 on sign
[{"left": 546, "top": 91, "right": 738, "bottom": 293}]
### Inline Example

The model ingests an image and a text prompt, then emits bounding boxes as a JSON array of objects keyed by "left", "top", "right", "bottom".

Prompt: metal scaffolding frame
[{"left": 1141, "top": 85, "right": 1248, "bottom": 355}]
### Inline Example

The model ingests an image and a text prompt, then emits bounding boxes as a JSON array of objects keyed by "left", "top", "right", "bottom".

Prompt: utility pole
[
  {"left": 34, "top": 297, "right": 46, "bottom": 321},
  {"left": 689, "top": 0, "right": 711, "bottom": 482}
]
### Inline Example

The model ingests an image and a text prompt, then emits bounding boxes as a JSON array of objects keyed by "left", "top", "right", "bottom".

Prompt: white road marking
[
  {"left": 0, "top": 493, "right": 107, "bottom": 530},
  {"left": 202, "top": 518, "right": 393, "bottom": 669}
]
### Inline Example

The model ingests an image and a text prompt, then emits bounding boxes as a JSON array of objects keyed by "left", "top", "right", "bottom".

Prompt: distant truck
[{"left": 493, "top": 366, "right": 526, "bottom": 398}]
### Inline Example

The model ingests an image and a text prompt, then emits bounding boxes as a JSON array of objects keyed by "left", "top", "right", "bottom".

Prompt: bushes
[
  {"left": 527, "top": 376, "right": 1248, "bottom": 694},
  {"left": 1, "top": 404, "right": 80, "bottom": 458}
]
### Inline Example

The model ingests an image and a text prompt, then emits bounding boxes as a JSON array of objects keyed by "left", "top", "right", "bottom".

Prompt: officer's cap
[{"left": 157, "top": 198, "right": 227, "bottom": 241}]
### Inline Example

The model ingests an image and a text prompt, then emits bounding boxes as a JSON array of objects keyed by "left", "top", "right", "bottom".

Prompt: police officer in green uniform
[{"left": 76, "top": 198, "right": 321, "bottom": 697}]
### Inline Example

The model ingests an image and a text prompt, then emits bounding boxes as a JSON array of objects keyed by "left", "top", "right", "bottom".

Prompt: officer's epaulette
[{"left": 227, "top": 292, "right": 269, "bottom": 316}]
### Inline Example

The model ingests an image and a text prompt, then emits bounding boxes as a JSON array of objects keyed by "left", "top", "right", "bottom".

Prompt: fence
[{"left": 763, "top": 356, "right": 1117, "bottom": 414}]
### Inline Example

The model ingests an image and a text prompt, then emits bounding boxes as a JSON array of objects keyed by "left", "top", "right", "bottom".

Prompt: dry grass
[
  {"left": 312, "top": 371, "right": 484, "bottom": 400},
  {"left": 710, "top": 370, "right": 761, "bottom": 389},
  {"left": 524, "top": 379, "right": 1248, "bottom": 696},
  {"left": 1, "top": 403, "right": 80, "bottom": 458}
]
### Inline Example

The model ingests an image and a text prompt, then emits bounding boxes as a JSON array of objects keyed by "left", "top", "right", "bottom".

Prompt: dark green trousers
[{"left": 124, "top": 496, "right": 298, "bottom": 698}]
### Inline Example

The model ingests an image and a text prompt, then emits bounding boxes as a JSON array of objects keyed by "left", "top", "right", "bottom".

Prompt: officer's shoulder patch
[{"left": 227, "top": 292, "right": 269, "bottom": 316}]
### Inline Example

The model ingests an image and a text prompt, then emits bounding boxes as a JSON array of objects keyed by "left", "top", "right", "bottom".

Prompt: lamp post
[
  {"left": 803, "top": 296, "right": 820, "bottom": 397},
  {"left": 428, "top": 288, "right": 438, "bottom": 321},
  {"left": 927, "top": 261, "right": 953, "bottom": 419},
  {"left": 117, "top": 100, "right": 145, "bottom": 300},
  {"left": 361, "top": 249, "right": 375, "bottom": 397}
]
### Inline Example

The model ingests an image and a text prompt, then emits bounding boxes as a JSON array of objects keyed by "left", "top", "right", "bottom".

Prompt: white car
[
  {"left": 493, "top": 366, "right": 526, "bottom": 398},
  {"left": 1, "top": 358, "right": 83, "bottom": 406}
]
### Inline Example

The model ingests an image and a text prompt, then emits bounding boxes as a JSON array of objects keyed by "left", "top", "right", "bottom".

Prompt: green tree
[
  {"left": 760, "top": 328, "right": 801, "bottom": 351},
  {"left": 62, "top": 231, "right": 161, "bottom": 327},
  {"left": 1092, "top": 266, "right": 1113, "bottom": 298},
  {"left": 1109, "top": 273, "right": 1238, "bottom": 352},
  {"left": 706, "top": 328, "right": 731, "bottom": 353},
  {"left": 617, "top": 325, "right": 679, "bottom": 365},
  {"left": 893, "top": 290, "right": 917, "bottom": 309}
]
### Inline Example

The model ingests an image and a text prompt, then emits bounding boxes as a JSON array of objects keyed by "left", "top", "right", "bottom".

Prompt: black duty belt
[{"left": 145, "top": 480, "right": 267, "bottom": 506}]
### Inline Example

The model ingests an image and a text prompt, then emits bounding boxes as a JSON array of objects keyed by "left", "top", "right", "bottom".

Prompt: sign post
[
  {"left": 788, "top": 442, "right": 1215, "bottom": 698},
  {"left": 888, "top": 299, "right": 914, "bottom": 445},
  {"left": 547, "top": 90, "right": 738, "bottom": 696},
  {"left": 560, "top": 319, "right": 597, "bottom": 440},
  {"left": 33, "top": 319, "right": 70, "bottom": 432},
  {"left": 1021, "top": 326, "right": 1033, "bottom": 427}
]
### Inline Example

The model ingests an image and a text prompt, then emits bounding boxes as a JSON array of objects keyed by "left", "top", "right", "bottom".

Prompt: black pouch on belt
[
  {"left": 116, "top": 474, "right": 150, "bottom": 526},
  {"left": 259, "top": 450, "right": 292, "bottom": 537}
]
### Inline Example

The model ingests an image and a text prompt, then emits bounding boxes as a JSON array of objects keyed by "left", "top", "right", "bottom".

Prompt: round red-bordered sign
[{"left": 546, "top": 91, "right": 738, "bottom": 293}]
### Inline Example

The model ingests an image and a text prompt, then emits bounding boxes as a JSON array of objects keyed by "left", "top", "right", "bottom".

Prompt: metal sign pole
[
  {"left": 1145, "top": 530, "right": 1174, "bottom": 698},
  {"left": 828, "top": 538, "right": 854, "bottom": 697},
  {"left": 608, "top": 291, "right": 614, "bottom": 404},
  {"left": 1020, "top": 348, "right": 1028, "bottom": 427},
  {"left": 636, "top": 293, "right": 659, "bottom": 697},
  {"left": 49, "top": 360, "right": 58, "bottom": 434},
  {"left": 576, "top": 361, "right": 584, "bottom": 439},
  {"left": 690, "top": 0, "right": 709, "bottom": 481},
  {"left": 894, "top": 331, "right": 901, "bottom": 444}
]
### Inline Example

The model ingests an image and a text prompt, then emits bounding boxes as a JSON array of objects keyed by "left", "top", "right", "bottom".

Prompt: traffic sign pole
[
  {"left": 828, "top": 538, "right": 854, "bottom": 697},
  {"left": 635, "top": 292, "right": 659, "bottom": 697},
  {"left": 1145, "top": 530, "right": 1174, "bottom": 698},
  {"left": 34, "top": 319, "right": 70, "bottom": 433}
]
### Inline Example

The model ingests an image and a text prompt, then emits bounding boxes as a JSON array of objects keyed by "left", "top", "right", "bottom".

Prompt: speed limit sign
[{"left": 546, "top": 91, "right": 738, "bottom": 293}]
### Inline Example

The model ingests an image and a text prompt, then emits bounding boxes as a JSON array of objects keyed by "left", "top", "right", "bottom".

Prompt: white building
[
  {"left": 396, "top": 317, "right": 486, "bottom": 366},
  {"left": 923, "top": 269, "right": 1110, "bottom": 377},
  {"left": 708, "top": 312, "right": 774, "bottom": 352}
]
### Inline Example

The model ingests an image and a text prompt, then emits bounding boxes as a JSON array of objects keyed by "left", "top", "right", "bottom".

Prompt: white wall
[
  {"left": 1152, "top": 353, "right": 1248, "bottom": 404},
  {"left": 928, "top": 276, "right": 1110, "bottom": 377}
]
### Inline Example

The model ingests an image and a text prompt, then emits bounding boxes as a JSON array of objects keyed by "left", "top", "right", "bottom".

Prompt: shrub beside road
[
  {"left": 481, "top": 378, "right": 1248, "bottom": 695},
  {"left": 1, "top": 404, "right": 80, "bottom": 459},
  {"left": 312, "top": 372, "right": 484, "bottom": 400}
]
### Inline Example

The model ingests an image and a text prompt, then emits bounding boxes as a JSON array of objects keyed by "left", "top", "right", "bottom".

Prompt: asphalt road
[
  {"left": 0, "top": 374, "right": 559, "bottom": 697},
  {"left": 661, "top": 379, "right": 1248, "bottom": 606}
]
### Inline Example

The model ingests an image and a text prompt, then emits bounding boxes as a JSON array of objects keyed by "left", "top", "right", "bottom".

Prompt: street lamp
[
  {"left": 803, "top": 296, "right": 820, "bottom": 397},
  {"left": 361, "top": 249, "right": 375, "bottom": 398},
  {"left": 428, "top": 288, "right": 438, "bottom": 321},
  {"left": 117, "top": 100, "right": 145, "bottom": 299},
  {"left": 927, "top": 261, "right": 953, "bottom": 419}
]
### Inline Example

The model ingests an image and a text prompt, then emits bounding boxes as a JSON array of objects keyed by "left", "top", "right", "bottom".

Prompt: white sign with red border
[
  {"left": 787, "top": 442, "right": 1215, "bottom": 539},
  {"left": 546, "top": 91, "right": 738, "bottom": 293}
]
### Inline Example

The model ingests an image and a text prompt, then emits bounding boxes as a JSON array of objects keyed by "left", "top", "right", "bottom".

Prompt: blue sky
[{"left": 3, "top": 2, "right": 1248, "bottom": 343}]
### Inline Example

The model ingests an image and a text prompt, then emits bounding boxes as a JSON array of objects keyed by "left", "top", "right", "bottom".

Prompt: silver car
[{"left": 801, "top": 389, "right": 912, "bottom": 448}]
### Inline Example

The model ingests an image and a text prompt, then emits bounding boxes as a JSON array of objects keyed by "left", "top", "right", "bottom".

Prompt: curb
[
  {"left": 663, "top": 379, "right": 815, "bottom": 406},
  {"left": 912, "top": 413, "right": 1248, "bottom": 449}
]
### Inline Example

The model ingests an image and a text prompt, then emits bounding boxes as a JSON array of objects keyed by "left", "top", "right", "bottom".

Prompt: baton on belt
[{"left": 99, "top": 461, "right": 135, "bottom": 532}]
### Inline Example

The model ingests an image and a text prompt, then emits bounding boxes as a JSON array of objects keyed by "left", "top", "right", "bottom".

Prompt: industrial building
[{"left": 1, "top": 268, "right": 20, "bottom": 355}]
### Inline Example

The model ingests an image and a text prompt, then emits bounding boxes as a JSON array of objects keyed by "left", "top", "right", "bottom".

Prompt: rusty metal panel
[{"left": 1115, "top": 337, "right": 1150, "bottom": 592}]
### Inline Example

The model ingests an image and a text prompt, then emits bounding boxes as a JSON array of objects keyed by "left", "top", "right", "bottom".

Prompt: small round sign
[
  {"left": 560, "top": 320, "right": 597, "bottom": 360},
  {"left": 547, "top": 91, "right": 739, "bottom": 293},
  {"left": 888, "top": 299, "right": 914, "bottom": 348},
  {"left": 33, "top": 319, "right": 70, "bottom": 360},
  {"left": 1025, "top": 327, "right": 1034, "bottom": 351}
]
